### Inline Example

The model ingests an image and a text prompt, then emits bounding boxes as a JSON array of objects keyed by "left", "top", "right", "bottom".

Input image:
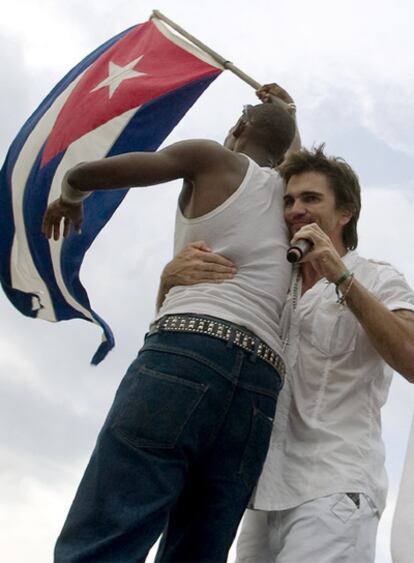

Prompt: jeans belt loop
[
  {"left": 226, "top": 326, "right": 236, "bottom": 349},
  {"left": 249, "top": 338, "right": 260, "bottom": 363}
]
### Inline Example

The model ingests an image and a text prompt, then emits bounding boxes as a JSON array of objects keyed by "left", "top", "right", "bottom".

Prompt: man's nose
[{"left": 289, "top": 200, "right": 307, "bottom": 216}]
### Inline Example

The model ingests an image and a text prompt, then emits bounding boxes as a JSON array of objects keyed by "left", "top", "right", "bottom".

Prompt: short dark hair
[
  {"left": 246, "top": 103, "right": 296, "bottom": 165},
  {"left": 279, "top": 144, "right": 361, "bottom": 249}
]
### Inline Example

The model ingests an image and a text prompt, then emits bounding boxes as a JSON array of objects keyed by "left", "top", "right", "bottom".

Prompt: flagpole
[{"left": 151, "top": 10, "right": 261, "bottom": 90}]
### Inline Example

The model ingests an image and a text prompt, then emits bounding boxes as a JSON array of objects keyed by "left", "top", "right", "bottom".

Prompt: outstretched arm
[
  {"left": 256, "top": 82, "right": 301, "bottom": 156},
  {"left": 156, "top": 241, "right": 237, "bottom": 312},
  {"left": 61, "top": 143, "right": 203, "bottom": 192},
  {"left": 42, "top": 140, "right": 225, "bottom": 240}
]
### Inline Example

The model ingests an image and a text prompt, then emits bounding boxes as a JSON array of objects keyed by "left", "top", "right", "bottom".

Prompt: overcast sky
[{"left": 1, "top": 1, "right": 414, "bottom": 562}]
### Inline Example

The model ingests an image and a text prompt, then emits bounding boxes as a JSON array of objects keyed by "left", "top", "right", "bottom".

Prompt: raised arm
[
  {"left": 156, "top": 241, "right": 237, "bottom": 312},
  {"left": 256, "top": 82, "right": 301, "bottom": 156}
]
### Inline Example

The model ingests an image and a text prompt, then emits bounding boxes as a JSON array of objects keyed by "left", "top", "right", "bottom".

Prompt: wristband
[
  {"left": 334, "top": 270, "right": 353, "bottom": 287},
  {"left": 335, "top": 272, "right": 355, "bottom": 305},
  {"left": 61, "top": 175, "right": 91, "bottom": 205}
]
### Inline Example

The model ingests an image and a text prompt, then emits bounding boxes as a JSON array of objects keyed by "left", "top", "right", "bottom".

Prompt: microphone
[{"left": 286, "top": 239, "right": 312, "bottom": 263}]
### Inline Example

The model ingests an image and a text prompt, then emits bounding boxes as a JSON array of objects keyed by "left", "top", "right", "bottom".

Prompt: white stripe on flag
[
  {"left": 10, "top": 74, "right": 83, "bottom": 321},
  {"left": 47, "top": 107, "right": 140, "bottom": 323}
]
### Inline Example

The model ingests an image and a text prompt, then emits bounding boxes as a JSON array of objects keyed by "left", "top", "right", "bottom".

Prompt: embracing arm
[{"left": 156, "top": 241, "right": 236, "bottom": 312}]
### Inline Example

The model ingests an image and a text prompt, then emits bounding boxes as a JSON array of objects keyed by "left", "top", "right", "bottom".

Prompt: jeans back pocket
[{"left": 110, "top": 365, "right": 208, "bottom": 449}]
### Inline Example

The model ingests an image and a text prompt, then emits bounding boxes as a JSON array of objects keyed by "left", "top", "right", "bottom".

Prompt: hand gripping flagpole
[{"left": 151, "top": 10, "right": 262, "bottom": 90}]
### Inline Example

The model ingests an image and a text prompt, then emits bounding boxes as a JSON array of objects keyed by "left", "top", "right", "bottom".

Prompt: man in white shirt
[{"left": 159, "top": 145, "right": 414, "bottom": 562}]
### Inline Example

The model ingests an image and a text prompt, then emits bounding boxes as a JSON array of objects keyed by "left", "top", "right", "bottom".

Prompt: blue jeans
[{"left": 54, "top": 326, "right": 283, "bottom": 562}]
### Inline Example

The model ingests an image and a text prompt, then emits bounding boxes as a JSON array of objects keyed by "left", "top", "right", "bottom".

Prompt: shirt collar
[{"left": 342, "top": 249, "right": 359, "bottom": 271}]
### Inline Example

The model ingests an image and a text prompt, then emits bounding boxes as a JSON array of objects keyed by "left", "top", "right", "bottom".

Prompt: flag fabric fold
[{"left": 0, "top": 17, "right": 223, "bottom": 364}]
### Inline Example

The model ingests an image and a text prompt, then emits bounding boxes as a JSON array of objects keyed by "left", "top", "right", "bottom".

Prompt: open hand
[{"left": 41, "top": 197, "right": 84, "bottom": 240}]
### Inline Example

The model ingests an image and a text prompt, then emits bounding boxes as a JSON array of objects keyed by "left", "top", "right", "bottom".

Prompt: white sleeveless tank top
[{"left": 157, "top": 155, "right": 292, "bottom": 356}]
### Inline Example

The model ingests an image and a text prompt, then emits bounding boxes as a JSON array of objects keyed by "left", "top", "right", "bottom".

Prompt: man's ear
[
  {"left": 232, "top": 118, "right": 246, "bottom": 138},
  {"left": 340, "top": 207, "right": 353, "bottom": 226}
]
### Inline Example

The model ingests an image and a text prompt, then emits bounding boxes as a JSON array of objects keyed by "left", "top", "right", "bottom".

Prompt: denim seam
[
  {"left": 142, "top": 342, "right": 233, "bottom": 381},
  {"left": 114, "top": 427, "right": 175, "bottom": 450},
  {"left": 237, "top": 380, "right": 280, "bottom": 400},
  {"left": 230, "top": 348, "right": 244, "bottom": 383},
  {"left": 143, "top": 343, "right": 280, "bottom": 397},
  {"left": 236, "top": 353, "right": 281, "bottom": 398},
  {"left": 139, "top": 365, "right": 209, "bottom": 392},
  {"left": 204, "top": 351, "right": 244, "bottom": 450},
  {"left": 238, "top": 407, "right": 274, "bottom": 490}
]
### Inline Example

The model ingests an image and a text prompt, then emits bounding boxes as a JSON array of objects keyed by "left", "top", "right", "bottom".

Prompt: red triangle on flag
[{"left": 41, "top": 20, "right": 220, "bottom": 166}]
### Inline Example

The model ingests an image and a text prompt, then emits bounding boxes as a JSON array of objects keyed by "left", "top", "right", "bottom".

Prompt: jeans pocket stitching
[
  {"left": 142, "top": 342, "right": 230, "bottom": 379},
  {"left": 237, "top": 380, "right": 281, "bottom": 401},
  {"left": 140, "top": 365, "right": 208, "bottom": 392},
  {"left": 111, "top": 367, "right": 208, "bottom": 449}
]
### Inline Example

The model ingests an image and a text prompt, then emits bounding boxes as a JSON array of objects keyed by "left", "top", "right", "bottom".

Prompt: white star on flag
[{"left": 91, "top": 55, "right": 147, "bottom": 98}]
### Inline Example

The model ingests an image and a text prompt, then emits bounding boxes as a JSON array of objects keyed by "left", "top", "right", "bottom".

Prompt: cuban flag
[{"left": 0, "top": 16, "right": 223, "bottom": 364}]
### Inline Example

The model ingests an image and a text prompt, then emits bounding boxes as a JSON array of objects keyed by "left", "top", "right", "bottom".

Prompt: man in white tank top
[{"left": 41, "top": 95, "right": 297, "bottom": 561}]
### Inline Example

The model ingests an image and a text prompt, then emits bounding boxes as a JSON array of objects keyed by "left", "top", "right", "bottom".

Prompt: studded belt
[{"left": 148, "top": 314, "right": 286, "bottom": 379}]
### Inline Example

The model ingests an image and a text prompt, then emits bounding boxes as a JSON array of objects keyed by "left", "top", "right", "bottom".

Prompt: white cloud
[
  {"left": 0, "top": 472, "right": 78, "bottom": 563},
  {"left": 359, "top": 186, "right": 414, "bottom": 282},
  {"left": 361, "top": 83, "right": 414, "bottom": 157}
]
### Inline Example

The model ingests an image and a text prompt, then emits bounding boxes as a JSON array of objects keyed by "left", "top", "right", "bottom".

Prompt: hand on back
[{"left": 161, "top": 241, "right": 237, "bottom": 291}]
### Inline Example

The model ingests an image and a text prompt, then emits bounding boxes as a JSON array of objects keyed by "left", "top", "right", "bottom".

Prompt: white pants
[{"left": 235, "top": 494, "right": 379, "bottom": 563}]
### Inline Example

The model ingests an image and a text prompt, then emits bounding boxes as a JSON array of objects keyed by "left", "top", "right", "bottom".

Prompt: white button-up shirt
[{"left": 252, "top": 251, "right": 414, "bottom": 514}]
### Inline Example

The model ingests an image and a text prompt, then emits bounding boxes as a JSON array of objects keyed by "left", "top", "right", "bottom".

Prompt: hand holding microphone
[
  {"left": 286, "top": 238, "right": 313, "bottom": 263},
  {"left": 286, "top": 223, "right": 351, "bottom": 286}
]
